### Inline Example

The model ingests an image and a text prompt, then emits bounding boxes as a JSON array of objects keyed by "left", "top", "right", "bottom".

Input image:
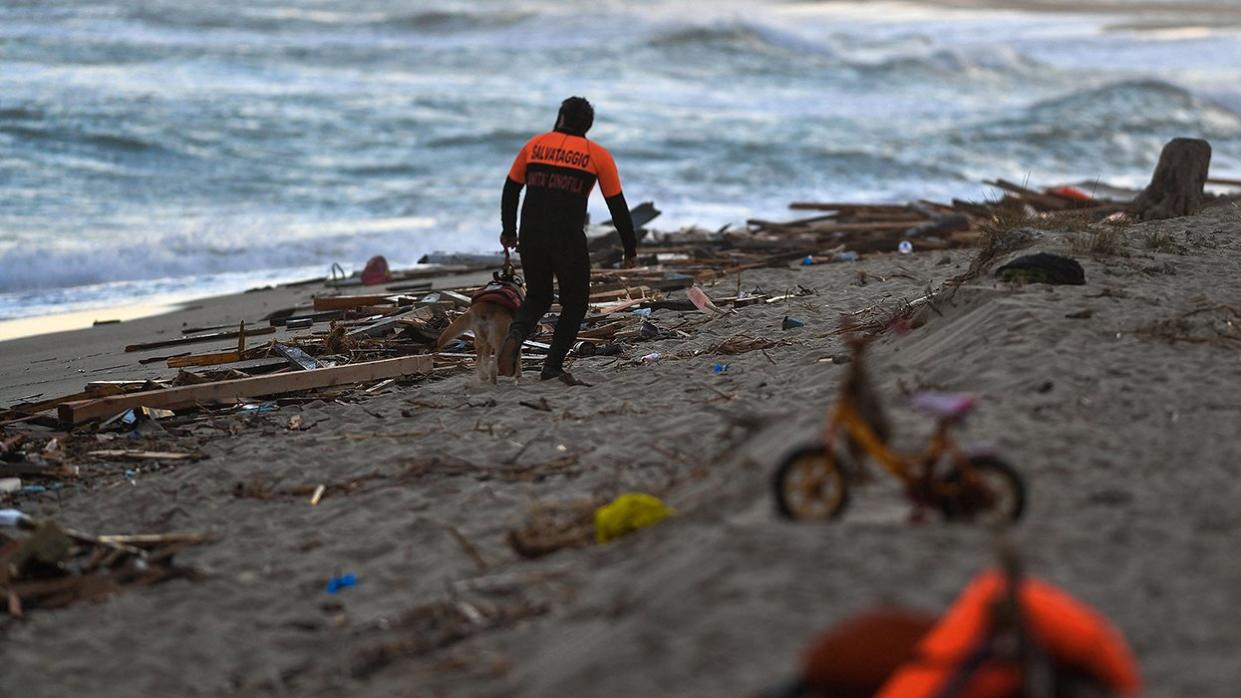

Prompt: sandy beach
[{"left": 2, "top": 199, "right": 1240, "bottom": 696}]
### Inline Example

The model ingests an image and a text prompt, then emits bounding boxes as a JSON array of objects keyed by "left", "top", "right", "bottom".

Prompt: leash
[{"left": 499, "top": 246, "right": 518, "bottom": 283}]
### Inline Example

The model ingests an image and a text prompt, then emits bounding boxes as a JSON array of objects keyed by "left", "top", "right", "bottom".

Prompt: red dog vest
[{"left": 471, "top": 279, "right": 524, "bottom": 312}]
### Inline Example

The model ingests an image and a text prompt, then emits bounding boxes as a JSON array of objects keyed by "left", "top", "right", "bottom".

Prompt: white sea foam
[{"left": 1, "top": 0, "right": 1239, "bottom": 319}]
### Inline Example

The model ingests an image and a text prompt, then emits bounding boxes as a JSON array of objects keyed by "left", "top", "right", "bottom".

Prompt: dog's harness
[{"left": 470, "top": 248, "right": 525, "bottom": 311}]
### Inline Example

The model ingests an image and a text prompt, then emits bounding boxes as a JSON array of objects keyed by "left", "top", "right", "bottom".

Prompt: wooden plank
[
  {"left": 89, "top": 450, "right": 197, "bottom": 461},
  {"left": 384, "top": 281, "right": 433, "bottom": 293},
  {"left": 577, "top": 321, "right": 630, "bottom": 339},
  {"left": 313, "top": 294, "right": 397, "bottom": 311},
  {"left": 1207, "top": 177, "right": 1241, "bottom": 187},
  {"left": 272, "top": 343, "right": 321, "bottom": 371},
  {"left": 180, "top": 323, "right": 235, "bottom": 335},
  {"left": 58, "top": 355, "right": 434, "bottom": 426},
  {"left": 347, "top": 309, "right": 421, "bottom": 339},
  {"left": 594, "top": 297, "right": 648, "bottom": 315},
  {"left": 810, "top": 221, "right": 928, "bottom": 233},
  {"left": 125, "top": 326, "right": 275, "bottom": 353},
  {"left": 789, "top": 202, "right": 914, "bottom": 212},
  {"left": 8, "top": 386, "right": 126, "bottom": 415},
  {"left": 984, "top": 179, "right": 1068, "bottom": 210},
  {"left": 438, "top": 290, "right": 473, "bottom": 308},
  {"left": 588, "top": 286, "right": 651, "bottom": 302},
  {"left": 166, "top": 351, "right": 254, "bottom": 368}
]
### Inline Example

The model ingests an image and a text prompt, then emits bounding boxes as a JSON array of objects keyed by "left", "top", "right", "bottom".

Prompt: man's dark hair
[{"left": 556, "top": 96, "right": 594, "bottom": 135}]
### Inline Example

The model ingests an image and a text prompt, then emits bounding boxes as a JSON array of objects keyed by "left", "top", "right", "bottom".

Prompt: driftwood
[
  {"left": 124, "top": 326, "right": 274, "bottom": 352},
  {"left": 1131, "top": 138, "right": 1212, "bottom": 221},
  {"left": 58, "top": 354, "right": 433, "bottom": 425}
]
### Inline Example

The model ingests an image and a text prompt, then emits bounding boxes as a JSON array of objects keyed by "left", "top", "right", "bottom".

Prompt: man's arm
[
  {"left": 501, "top": 176, "right": 523, "bottom": 247},
  {"left": 594, "top": 146, "right": 636, "bottom": 264},
  {"left": 604, "top": 192, "right": 637, "bottom": 260},
  {"left": 501, "top": 139, "right": 532, "bottom": 248}
]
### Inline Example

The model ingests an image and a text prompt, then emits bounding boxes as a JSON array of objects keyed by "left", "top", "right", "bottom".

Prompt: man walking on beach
[{"left": 498, "top": 96, "right": 637, "bottom": 383}]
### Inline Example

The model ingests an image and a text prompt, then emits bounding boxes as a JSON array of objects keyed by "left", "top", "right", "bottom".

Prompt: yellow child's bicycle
[{"left": 773, "top": 337, "right": 1025, "bottom": 524}]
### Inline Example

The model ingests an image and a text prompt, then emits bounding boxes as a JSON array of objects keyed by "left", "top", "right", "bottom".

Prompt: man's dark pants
[{"left": 508, "top": 230, "right": 590, "bottom": 375}]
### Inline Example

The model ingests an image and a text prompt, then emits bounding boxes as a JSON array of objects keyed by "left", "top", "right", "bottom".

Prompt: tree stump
[{"left": 1130, "top": 138, "right": 1212, "bottom": 221}]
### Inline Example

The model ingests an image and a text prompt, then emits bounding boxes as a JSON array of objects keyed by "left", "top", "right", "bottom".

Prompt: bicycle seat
[{"left": 911, "top": 391, "right": 976, "bottom": 419}]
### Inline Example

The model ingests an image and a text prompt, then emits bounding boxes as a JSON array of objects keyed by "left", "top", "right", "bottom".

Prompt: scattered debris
[
  {"left": 325, "top": 573, "right": 357, "bottom": 594},
  {"left": 507, "top": 499, "right": 600, "bottom": 559},
  {"left": 0, "top": 510, "right": 213, "bottom": 617}
]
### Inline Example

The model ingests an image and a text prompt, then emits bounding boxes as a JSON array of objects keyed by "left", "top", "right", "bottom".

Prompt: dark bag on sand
[{"left": 995, "top": 253, "right": 1085, "bottom": 285}]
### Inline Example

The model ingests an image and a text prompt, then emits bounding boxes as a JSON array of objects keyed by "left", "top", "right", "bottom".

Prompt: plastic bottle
[
  {"left": 641, "top": 352, "right": 662, "bottom": 364},
  {"left": 833, "top": 251, "right": 860, "bottom": 262},
  {"left": 0, "top": 509, "right": 32, "bottom": 528},
  {"left": 898, "top": 240, "right": 913, "bottom": 254}
]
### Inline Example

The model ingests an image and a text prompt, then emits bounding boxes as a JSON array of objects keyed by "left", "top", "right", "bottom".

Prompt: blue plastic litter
[
  {"left": 712, "top": 362, "right": 729, "bottom": 374},
  {"left": 21, "top": 485, "right": 47, "bottom": 494},
  {"left": 632, "top": 308, "right": 652, "bottom": 317},
  {"left": 801, "top": 255, "right": 814, "bottom": 266},
  {"left": 325, "top": 574, "right": 358, "bottom": 594},
  {"left": 238, "top": 403, "right": 278, "bottom": 414}
]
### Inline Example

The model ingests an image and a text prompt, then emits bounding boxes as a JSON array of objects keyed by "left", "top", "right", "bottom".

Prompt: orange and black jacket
[{"left": 502, "top": 127, "right": 637, "bottom": 257}]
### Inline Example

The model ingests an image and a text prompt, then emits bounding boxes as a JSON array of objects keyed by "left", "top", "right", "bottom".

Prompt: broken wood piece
[
  {"left": 88, "top": 450, "right": 198, "bottom": 461},
  {"left": 347, "top": 310, "right": 422, "bottom": 339},
  {"left": 595, "top": 297, "right": 648, "bottom": 315},
  {"left": 272, "top": 343, "right": 321, "bottom": 371},
  {"left": 366, "top": 379, "right": 397, "bottom": 394},
  {"left": 125, "top": 326, "right": 275, "bottom": 353},
  {"left": 167, "top": 347, "right": 264, "bottom": 368},
  {"left": 438, "top": 290, "right": 472, "bottom": 308},
  {"left": 313, "top": 294, "right": 398, "bottom": 311},
  {"left": 984, "top": 179, "right": 1069, "bottom": 211},
  {"left": 788, "top": 202, "right": 916, "bottom": 212},
  {"left": 94, "top": 532, "right": 215, "bottom": 547},
  {"left": 59, "top": 355, "right": 435, "bottom": 426},
  {"left": 588, "top": 285, "right": 651, "bottom": 302}
]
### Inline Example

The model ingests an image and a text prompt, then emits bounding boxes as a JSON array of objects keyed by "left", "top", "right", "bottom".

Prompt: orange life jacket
[{"left": 877, "top": 571, "right": 1141, "bottom": 698}]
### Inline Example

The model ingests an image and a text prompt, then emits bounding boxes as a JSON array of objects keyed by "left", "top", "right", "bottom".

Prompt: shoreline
[{"left": 0, "top": 300, "right": 183, "bottom": 343}]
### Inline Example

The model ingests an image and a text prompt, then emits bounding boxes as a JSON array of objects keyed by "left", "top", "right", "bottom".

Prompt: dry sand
[{"left": 3, "top": 204, "right": 1241, "bottom": 696}]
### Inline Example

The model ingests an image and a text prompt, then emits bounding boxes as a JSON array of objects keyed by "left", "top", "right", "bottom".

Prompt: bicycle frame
[{"left": 823, "top": 398, "right": 972, "bottom": 489}]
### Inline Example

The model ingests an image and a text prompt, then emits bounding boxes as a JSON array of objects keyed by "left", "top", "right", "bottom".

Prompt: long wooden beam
[
  {"left": 124, "top": 326, "right": 275, "bottom": 353},
  {"left": 58, "top": 355, "right": 433, "bottom": 426},
  {"left": 313, "top": 294, "right": 399, "bottom": 311},
  {"left": 789, "top": 202, "right": 914, "bottom": 212}
]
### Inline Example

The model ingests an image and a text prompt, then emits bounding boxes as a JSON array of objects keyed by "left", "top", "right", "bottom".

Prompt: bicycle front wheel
[{"left": 773, "top": 445, "right": 850, "bottom": 521}]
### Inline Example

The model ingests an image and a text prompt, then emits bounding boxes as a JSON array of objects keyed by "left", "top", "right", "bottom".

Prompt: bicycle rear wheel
[
  {"left": 773, "top": 445, "right": 850, "bottom": 521},
  {"left": 940, "top": 455, "right": 1026, "bottom": 525}
]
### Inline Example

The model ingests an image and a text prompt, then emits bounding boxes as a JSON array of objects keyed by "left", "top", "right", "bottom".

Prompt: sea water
[{"left": 2, "top": 0, "right": 1239, "bottom": 320}]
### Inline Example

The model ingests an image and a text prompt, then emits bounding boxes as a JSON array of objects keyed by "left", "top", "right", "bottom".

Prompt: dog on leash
[{"left": 436, "top": 274, "right": 524, "bottom": 384}]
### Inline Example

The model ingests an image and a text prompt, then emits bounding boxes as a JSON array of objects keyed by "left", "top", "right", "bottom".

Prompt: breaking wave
[
  {"left": 3, "top": 0, "right": 1241, "bottom": 318},
  {"left": 0, "top": 217, "right": 446, "bottom": 294}
]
